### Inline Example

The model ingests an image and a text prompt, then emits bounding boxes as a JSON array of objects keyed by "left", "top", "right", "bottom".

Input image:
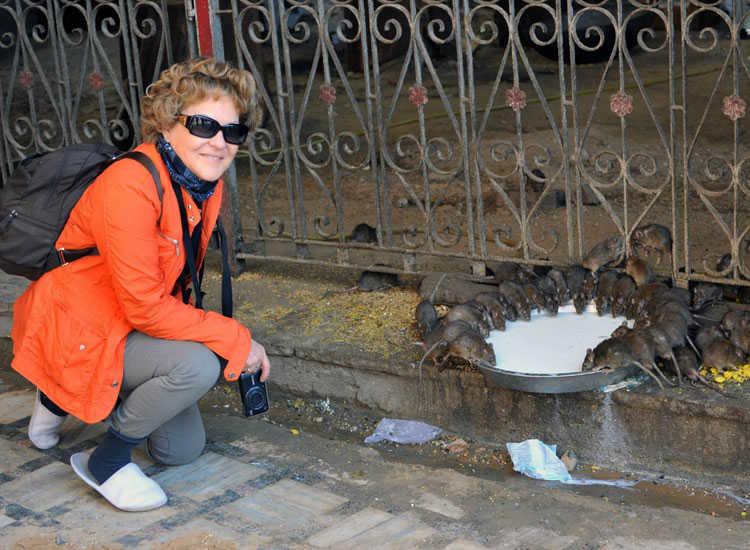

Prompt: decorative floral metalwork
[
  {"left": 722, "top": 94, "right": 746, "bottom": 121},
  {"left": 18, "top": 70, "right": 34, "bottom": 90},
  {"left": 408, "top": 85, "right": 428, "bottom": 107},
  {"left": 505, "top": 87, "right": 526, "bottom": 112},
  {"left": 609, "top": 92, "right": 634, "bottom": 118},
  {"left": 88, "top": 72, "right": 105, "bottom": 92},
  {"left": 319, "top": 84, "right": 336, "bottom": 105}
]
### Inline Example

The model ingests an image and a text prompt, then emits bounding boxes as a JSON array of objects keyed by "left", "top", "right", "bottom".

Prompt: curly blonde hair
[{"left": 140, "top": 57, "right": 262, "bottom": 143}]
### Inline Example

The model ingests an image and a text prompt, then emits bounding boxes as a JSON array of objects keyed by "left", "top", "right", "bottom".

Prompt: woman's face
[{"left": 162, "top": 94, "right": 240, "bottom": 182}]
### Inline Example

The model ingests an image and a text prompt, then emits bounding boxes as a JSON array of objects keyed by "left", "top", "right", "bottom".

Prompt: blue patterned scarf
[{"left": 156, "top": 136, "right": 218, "bottom": 203}]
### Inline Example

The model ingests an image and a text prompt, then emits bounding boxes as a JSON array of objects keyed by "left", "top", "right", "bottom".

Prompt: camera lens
[{"left": 246, "top": 387, "right": 267, "bottom": 410}]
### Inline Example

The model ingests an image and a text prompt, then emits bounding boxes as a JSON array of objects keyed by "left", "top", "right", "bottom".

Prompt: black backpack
[
  {"left": 0, "top": 144, "right": 162, "bottom": 280},
  {"left": 0, "top": 143, "right": 233, "bottom": 317}
]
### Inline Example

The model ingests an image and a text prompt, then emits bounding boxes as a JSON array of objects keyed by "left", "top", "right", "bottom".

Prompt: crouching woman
[{"left": 10, "top": 58, "right": 270, "bottom": 511}]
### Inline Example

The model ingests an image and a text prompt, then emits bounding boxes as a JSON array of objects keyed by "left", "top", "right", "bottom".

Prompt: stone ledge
[{"left": 258, "top": 330, "right": 750, "bottom": 485}]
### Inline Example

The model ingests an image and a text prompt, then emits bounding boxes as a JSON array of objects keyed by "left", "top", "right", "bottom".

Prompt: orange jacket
[{"left": 10, "top": 143, "right": 251, "bottom": 422}]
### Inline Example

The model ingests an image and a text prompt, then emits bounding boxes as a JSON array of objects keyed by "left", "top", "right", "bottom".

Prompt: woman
[{"left": 11, "top": 58, "right": 269, "bottom": 512}]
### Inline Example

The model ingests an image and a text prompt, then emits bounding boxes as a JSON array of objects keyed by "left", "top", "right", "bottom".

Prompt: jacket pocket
[
  {"left": 41, "top": 298, "right": 107, "bottom": 399},
  {"left": 58, "top": 317, "right": 107, "bottom": 398}
]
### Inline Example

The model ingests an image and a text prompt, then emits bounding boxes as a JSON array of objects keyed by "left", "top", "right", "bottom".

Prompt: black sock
[
  {"left": 40, "top": 392, "right": 68, "bottom": 417},
  {"left": 88, "top": 428, "right": 142, "bottom": 485}
]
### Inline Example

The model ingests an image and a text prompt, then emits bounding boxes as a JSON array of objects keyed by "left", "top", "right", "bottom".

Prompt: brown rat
[
  {"left": 582, "top": 269, "right": 597, "bottom": 301},
  {"left": 668, "top": 346, "right": 732, "bottom": 397},
  {"left": 565, "top": 266, "right": 589, "bottom": 313},
  {"left": 523, "top": 283, "right": 547, "bottom": 312},
  {"left": 610, "top": 275, "right": 636, "bottom": 318},
  {"left": 594, "top": 270, "right": 619, "bottom": 316},
  {"left": 627, "top": 282, "right": 669, "bottom": 319},
  {"left": 625, "top": 257, "right": 655, "bottom": 287},
  {"left": 720, "top": 310, "right": 750, "bottom": 336},
  {"left": 696, "top": 325, "right": 727, "bottom": 352},
  {"left": 583, "top": 336, "right": 664, "bottom": 389},
  {"left": 498, "top": 281, "right": 531, "bottom": 321},
  {"left": 691, "top": 283, "right": 723, "bottom": 310},
  {"left": 536, "top": 275, "right": 561, "bottom": 315},
  {"left": 582, "top": 235, "right": 625, "bottom": 272},
  {"left": 358, "top": 271, "right": 398, "bottom": 291},
  {"left": 348, "top": 223, "right": 378, "bottom": 244},
  {"left": 439, "top": 331, "right": 497, "bottom": 370},
  {"left": 443, "top": 304, "right": 491, "bottom": 337},
  {"left": 701, "top": 339, "right": 746, "bottom": 372},
  {"left": 632, "top": 224, "right": 672, "bottom": 266},
  {"left": 472, "top": 292, "right": 507, "bottom": 331},
  {"left": 547, "top": 269, "right": 570, "bottom": 303},
  {"left": 415, "top": 300, "right": 438, "bottom": 337}
]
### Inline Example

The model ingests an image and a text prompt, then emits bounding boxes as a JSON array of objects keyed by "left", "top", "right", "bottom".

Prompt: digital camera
[{"left": 237, "top": 371, "right": 269, "bottom": 417}]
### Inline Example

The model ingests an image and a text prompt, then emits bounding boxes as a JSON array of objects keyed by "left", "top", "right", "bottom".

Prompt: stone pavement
[
  {"left": 1, "top": 385, "right": 749, "bottom": 549},
  {"left": 0, "top": 272, "right": 26, "bottom": 339}
]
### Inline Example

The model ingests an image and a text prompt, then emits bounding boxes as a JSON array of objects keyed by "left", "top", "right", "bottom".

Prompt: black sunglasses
[{"left": 177, "top": 113, "right": 249, "bottom": 145}]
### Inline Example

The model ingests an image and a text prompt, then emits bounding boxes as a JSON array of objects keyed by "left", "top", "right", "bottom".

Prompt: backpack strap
[{"left": 55, "top": 151, "right": 163, "bottom": 266}]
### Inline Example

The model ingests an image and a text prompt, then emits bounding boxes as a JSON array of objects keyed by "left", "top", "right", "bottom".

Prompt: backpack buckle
[{"left": 57, "top": 248, "right": 68, "bottom": 266}]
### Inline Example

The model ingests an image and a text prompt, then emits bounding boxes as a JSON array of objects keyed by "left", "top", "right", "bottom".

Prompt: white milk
[{"left": 485, "top": 303, "right": 629, "bottom": 375}]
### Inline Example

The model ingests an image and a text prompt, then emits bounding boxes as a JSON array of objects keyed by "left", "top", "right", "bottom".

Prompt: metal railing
[
  {"left": 3, "top": 0, "right": 750, "bottom": 287},
  {"left": 0, "top": 0, "right": 195, "bottom": 178}
]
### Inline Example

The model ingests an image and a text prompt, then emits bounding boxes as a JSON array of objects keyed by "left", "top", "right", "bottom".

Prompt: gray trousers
[{"left": 110, "top": 331, "right": 220, "bottom": 465}]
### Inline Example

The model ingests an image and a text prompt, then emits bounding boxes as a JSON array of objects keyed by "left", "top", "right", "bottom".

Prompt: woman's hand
[{"left": 245, "top": 339, "right": 271, "bottom": 382}]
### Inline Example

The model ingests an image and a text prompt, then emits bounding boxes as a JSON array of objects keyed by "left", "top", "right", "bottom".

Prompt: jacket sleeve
[{"left": 91, "top": 162, "right": 251, "bottom": 381}]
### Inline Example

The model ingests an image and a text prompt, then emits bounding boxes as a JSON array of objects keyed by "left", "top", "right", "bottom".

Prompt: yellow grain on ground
[
  {"left": 699, "top": 364, "right": 750, "bottom": 386},
  {"left": 220, "top": 270, "right": 421, "bottom": 357}
]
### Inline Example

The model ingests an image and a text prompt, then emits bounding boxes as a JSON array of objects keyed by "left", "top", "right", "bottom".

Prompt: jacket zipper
[
  {"left": 159, "top": 233, "right": 180, "bottom": 256},
  {"left": 0, "top": 209, "right": 18, "bottom": 232}
]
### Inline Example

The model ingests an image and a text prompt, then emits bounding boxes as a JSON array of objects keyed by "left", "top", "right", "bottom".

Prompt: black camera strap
[{"left": 172, "top": 181, "right": 233, "bottom": 318}]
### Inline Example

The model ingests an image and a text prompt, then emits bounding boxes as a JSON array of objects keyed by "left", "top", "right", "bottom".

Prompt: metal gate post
[
  {"left": 194, "top": 0, "right": 245, "bottom": 270},
  {"left": 194, "top": 0, "right": 215, "bottom": 56}
]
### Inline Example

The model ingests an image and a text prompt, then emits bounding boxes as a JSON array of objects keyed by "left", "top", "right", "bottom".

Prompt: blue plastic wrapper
[
  {"left": 364, "top": 418, "right": 442, "bottom": 445},
  {"left": 506, "top": 439, "right": 638, "bottom": 488}
]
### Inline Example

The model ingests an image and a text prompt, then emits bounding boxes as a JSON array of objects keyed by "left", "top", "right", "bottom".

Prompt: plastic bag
[
  {"left": 506, "top": 439, "right": 637, "bottom": 488},
  {"left": 506, "top": 439, "right": 572, "bottom": 482},
  {"left": 364, "top": 418, "right": 442, "bottom": 445}
]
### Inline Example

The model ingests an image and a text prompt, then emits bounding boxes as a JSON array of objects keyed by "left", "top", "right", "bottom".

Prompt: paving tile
[
  {"left": 307, "top": 507, "right": 393, "bottom": 547},
  {"left": 57, "top": 491, "right": 177, "bottom": 541},
  {"left": 132, "top": 446, "right": 156, "bottom": 469},
  {"left": 496, "top": 527, "right": 577, "bottom": 550},
  {"left": 0, "top": 390, "right": 35, "bottom": 424},
  {"left": 153, "top": 451, "right": 264, "bottom": 501},
  {"left": 146, "top": 518, "right": 269, "bottom": 549},
  {"left": 601, "top": 538, "right": 696, "bottom": 550},
  {"left": 416, "top": 491, "right": 465, "bottom": 519},
  {"left": 330, "top": 511, "right": 438, "bottom": 549},
  {"left": 444, "top": 541, "right": 490, "bottom": 550},
  {"left": 0, "top": 514, "right": 15, "bottom": 529},
  {"left": 58, "top": 418, "right": 109, "bottom": 449},
  {"left": 0, "top": 437, "right": 44, "bottom": 474},
  {"left": 221, "top": 478, "right": 348, "bottom": 535},
  {"left": 0, "top": 461, "right": 90, "bottom": 511},
  {"left": 0, "top": 523, "right": 78, "bottom": 549}
]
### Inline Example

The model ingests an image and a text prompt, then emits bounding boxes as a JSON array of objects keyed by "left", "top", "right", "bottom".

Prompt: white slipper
[
  {"left": 28, "top": 390, "right": 66, "bottom": 449},
  {"left": 70, "top": 452, "right": 167, "bottom": 512}
]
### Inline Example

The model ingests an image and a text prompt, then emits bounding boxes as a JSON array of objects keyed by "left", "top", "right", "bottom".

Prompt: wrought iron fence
[
  {"left": 0, "top": 0, "right": 195, "bottom": 178},
  {"left": 4, "top": 0, "right": 750, "bottom": 287}
]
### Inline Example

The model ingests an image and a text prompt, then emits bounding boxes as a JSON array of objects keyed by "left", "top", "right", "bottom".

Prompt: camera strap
[{"left": 172, "top": 181, "right": 233, "bottom": 318}]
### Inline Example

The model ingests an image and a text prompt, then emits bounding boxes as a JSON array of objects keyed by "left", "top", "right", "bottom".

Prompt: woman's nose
[{"left": 207, "top": 129, "right": 227, "bottom": 148}]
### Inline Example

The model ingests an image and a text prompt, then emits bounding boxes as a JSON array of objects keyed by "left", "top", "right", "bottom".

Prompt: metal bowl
[{"left": 478, "top": 364, "right": 641, "bottom": 394}]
